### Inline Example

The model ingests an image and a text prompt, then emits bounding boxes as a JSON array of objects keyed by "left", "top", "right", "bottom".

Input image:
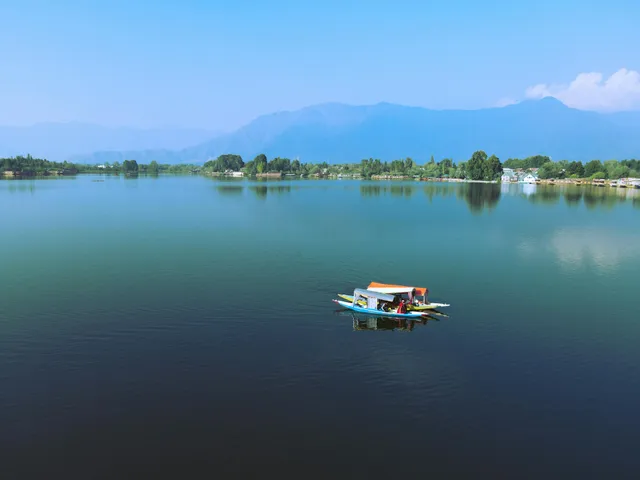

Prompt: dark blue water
[{"left": 1, "top": 176, "right": 639, "bottom": 478}]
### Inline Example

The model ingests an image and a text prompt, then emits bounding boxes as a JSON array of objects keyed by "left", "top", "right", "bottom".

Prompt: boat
[
  {"left": 333, "top": 289, "right": 430, "bottom": 318},
  {"left": 367, "top": 282, "right": 450, "bottom": 310},
  {"left": 337, "top": 293, "right": 448, "bottom": 310}
]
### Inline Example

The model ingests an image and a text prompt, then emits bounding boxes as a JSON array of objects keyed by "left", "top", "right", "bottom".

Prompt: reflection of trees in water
[
  {"left": 268, "top": 185, "right": 291, "bottom": 194},
  {"left": 389, "top": 185, "right": 413, "bottom": 197},
  {"left": 360, "top": 184, "right": 415, "bottom": 197},
  {"left": 5, "top": 182, "right": 36, "bottom": 194},
  {"left": 360, "top": 184, "right": 382, "bottom": 197},
  {"left": 564, "top": 188, "right": 583, "bottom": 206},
  {"left": 361, "top": 181, "right": 500, "bottom": 212},
  {"left": 533, "top": 185, "right": 637, "bottom": 210},
  {"left": 216, "top": 185, "right": 244, "bottom": 195},
  {"left": 423, "top": 183, "right": 456, "bottom": 202},
  {"left": 457, "top": 183, "right": 501, "bottom": 213},
  {"left": 582, "top": 187, "right": 625, "bottom": 210},
  {"left": 357, "top": 181, "right": 637, "bottom": 211},
  {"left": 526, "top": 186, "right": 561, "bottom": 205},
  {"left": 249, "top": 184, "right": 291, "bottom": 199},
  {"left": 250, "top": 185, "right": 268, "bottom": 199}
]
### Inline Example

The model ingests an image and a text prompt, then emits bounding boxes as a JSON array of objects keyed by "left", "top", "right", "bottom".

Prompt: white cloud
[
  {"left": 525, "top": 68, "right": 640, "bottom": 112},
  {"left": 516, "top": 227, "right": 640, "bottom": 271},
  {"left": 547, "top": 228, "right": 640, "bottom": 271}
]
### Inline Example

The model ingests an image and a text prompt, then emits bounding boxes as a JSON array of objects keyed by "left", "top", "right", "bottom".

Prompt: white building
[{"left": 501, "top": 168, "right": 517, "bottom": 183}]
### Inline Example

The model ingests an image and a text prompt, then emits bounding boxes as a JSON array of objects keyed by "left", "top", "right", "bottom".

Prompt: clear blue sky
[{"left": 1, "top": 0, "right": 638, "bottom": 130}]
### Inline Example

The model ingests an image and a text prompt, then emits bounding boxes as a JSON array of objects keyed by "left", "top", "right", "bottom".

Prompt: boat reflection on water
[{"left": 343, "top": 313, "right": 438, "bottom": 332}]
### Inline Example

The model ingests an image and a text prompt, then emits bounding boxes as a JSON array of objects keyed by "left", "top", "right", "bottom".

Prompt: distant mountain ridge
[
  {"left": 0, "top": 123, "right": 218, "bottom": 161},
  {"left": 7, "top": 99, "right": 640, "bottom": 164}
]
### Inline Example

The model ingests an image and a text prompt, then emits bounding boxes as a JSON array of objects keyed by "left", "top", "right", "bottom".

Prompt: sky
[{"left": 1, "top": 0, "right": 639, "bottom": 131}]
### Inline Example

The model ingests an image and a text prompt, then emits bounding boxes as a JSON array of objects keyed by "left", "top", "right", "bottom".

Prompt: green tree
[
  {"left": 503, "top": 158, "right": 524, "bottom": 169},
  {"left": 268, "top": 157, "right": 291, "bottom": 172},
  {"left": 523, "top": 155, "right": 551, "bottom": 169},
  {"left": 610, "top": 165, "right": 630, "bottom": 179},
  {"left": 390, "top": 159, "right": 405, "bottom": 173},
  {"left": 604, "top": 160, "right": 620, "bottom": 179},
  {"left": 567, "top": 161, "right": 584, "bottom": 177},
  {"left": 404, "top": 157, "right": 415, "bottom": 172},
  {"left": 466, "top": 150, "right": 488, "bottom": 180},
  {"left": 148, "top": 160, "right": 159, "bottom": 175},
  {"left": 254, "top": 154, "right": 267, "bottom": 174},
  {"left": 203, "top": 154, "right": 244, "bottom": 172},
  {"left": 453, "top": 162, "right": 467, "bottom": 179},
  {"left": 122, "top": 160, "right": 139, "bottom": 174},
  {"left": 537, "top": 163, "right": 556, "bottom": 179},
  {"left": 584, "top": 160, "right": 605, "bottom": 178},
  {"left": 483, "top": 154, "right": 502, "bottom": 180}
]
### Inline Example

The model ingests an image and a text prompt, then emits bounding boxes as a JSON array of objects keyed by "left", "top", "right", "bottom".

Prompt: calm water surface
[{"left": 1, "top": 176, "right": 639, "bottom": 478}]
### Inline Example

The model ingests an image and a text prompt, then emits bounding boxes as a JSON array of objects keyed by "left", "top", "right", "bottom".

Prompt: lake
[{"left": 1, "top": 175, "right": 639, "bottom": 478}]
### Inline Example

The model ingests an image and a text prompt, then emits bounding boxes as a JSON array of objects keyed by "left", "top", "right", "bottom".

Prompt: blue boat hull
[{"left": 333, "top": 300, "right": 427, "bottom": 318}]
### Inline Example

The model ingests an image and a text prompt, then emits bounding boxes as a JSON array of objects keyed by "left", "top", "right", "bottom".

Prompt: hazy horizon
[{"left": 2, "top": 0, "right": 639, "bottom": 131}]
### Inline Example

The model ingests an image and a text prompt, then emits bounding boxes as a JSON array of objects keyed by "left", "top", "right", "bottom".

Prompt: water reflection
[
  {"left": 251, "top": 185, "right": 268, "bottom": 199},
  {"left": 350, "top": 314, "right": 434, "bottom": 332},
  {"left": 360, "top": 184, "right": 415, "bottom": 197},
  {"left": 525, "top": 186, "right": 561, "bottom": 205},
  {"left": 248, "top": 184, "right": 292, "bottom": 199},
  {"left": 360, "top": 184, "right": 382, "bottom": 197},
  {"left": 522, "top": 183, "right": 536, "bottom": 197},
  {"left": 564, "top": 189, "right": 583, "bottom": 206},
  {"left": 582, "top": 187, "right": 627, "bottom": 211},
  {"left": 268, "top": 185, "right": 292, "bottom": 194},
  {"left": 500, "top": 183, "right": 639, "bottom": 210},
  {"left": 216, "top": 185, "right": 244, "bottom": 195},
  {"left": 456, "top": 183, "right": 501, "bottom": 214},
  {"left": 423, "top": 184, "right": 456, "bottom": 202},
  {"left": 390, "top": 185, "right": 413, "bottom": 197},
  {"left": 550, "top": 228, "right": 640, "bottom": 270},
  {"left": 360, "top": 182, "right": 501, "bottom": 213},
  {"left": 3, "top": 182, "right": 36, "bottom": 195}
]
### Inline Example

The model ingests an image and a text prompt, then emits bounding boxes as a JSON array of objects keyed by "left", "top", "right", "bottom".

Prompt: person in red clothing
[{"left": 397, "top": 299, "right": 407, "bottom": 314}]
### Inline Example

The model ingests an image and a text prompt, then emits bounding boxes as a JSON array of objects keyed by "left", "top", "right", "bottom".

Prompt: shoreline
[{"left": 2, "top": 172, "right": 639, "bottom": 189}]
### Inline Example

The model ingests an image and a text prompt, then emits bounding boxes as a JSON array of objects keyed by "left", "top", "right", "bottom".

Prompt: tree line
[
  {"left": 0, "top": 156, "right": 199, "bottom": 175},
  {"left": 202, "top": 151, "right": 504, "bottom": 181},
  {"left": 504, "top": 156, "right": 640, "bottom": 180},
  {"left": 4, "top": 152, "right": 639, "bottom": 181}
]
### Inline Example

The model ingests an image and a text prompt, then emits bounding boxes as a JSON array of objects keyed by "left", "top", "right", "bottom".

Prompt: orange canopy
[{"left": 368, "top": 282, "right": 428, "bottom": 296}]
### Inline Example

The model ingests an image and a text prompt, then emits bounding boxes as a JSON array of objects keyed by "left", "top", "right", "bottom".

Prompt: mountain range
[
  {"left": 0, "top": 123, "right": 217, "bottom": 161},
  {"left": 3, "top": 98, "right": 640, "bottom": 164}
]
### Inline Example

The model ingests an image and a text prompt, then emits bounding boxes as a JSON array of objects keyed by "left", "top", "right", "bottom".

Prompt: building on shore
[
  {"left": 501, "top": 168, "right": 517, "bottom": 183},
  {"left": 520, "top": 172, "right": 539, "bottom": 184}
]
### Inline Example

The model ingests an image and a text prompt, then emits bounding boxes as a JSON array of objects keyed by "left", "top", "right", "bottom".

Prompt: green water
[{"left": 1, "top": 175, "right": 639, "bottom": 478}]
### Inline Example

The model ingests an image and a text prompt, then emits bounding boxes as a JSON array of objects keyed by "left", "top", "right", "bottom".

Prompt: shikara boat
[
  {"left": 338, "top": 282, "right": 450, "bottom": 311},
  {"left": 333, "top": 289, "right": 430, "bottom": 318}
]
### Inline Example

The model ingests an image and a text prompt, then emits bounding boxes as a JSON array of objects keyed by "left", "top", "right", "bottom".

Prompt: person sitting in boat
[
  {"left": 392, "top": 295, "right": 401, "bottom": 309},
  {"left": 410, "top": 289, "right": 419, "bottom": 305},
  {"left": 397, "top": 299, "right": 407, "bottom": 314}
]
